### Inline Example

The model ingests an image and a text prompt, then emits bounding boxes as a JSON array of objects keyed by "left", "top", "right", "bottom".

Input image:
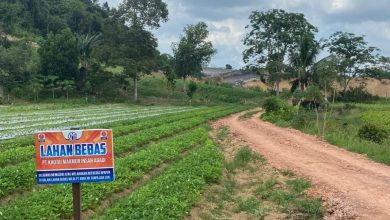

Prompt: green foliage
[
  {"left": 98, "top": 141, "right": 224, "bottom": 220},
  {"left": 255, "top": 176, "right": 323, "bottom": 219},
  {"left": 39, "top": 28, "right": 79, "bottom": 81},
  {"left": 262, "top": 97, "right": 285, "bottom": 113},
  {"left": 159, "top": 53, "right": 176, "bottom": 91},
  {"left": 217, "top": 126, "right": 229, "bottom": 140},
  {"left": 338, "top": 85, "right": 379, "bottom": 103},
  {"left": 287, "top": 178, "right": 311, "bottom": 194},
  {"left": 187, "top": 81, "right": 198, "bottom": 99},
  {"left": 236, "top": 197, "right": 261, "bottom": 214},
  {"left": 243, "top": 9, "right": 317, "bottom": 93},
  {"left": 226, "top": 64, "right": 233, "bottom": 69},
  {"left": 324, "top": 31, "right": 379, "bottom": 94},
  {"left": 118, "top": 0, "right": 168, "bottom": 29},
  {"left": 173, "top": 22, "right": 216, "bottom": 80},
  {"left": 261, "top": 97, "right": 295, "bottom": 123},
  {"left": 358, "top": 124, "right": 387, "bottom": 144},
  {"left": 0, "top": 106, "right": 247, "bottom": 219}
]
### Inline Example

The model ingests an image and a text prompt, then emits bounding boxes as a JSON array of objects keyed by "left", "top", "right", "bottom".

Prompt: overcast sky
[{"left": 100, "top": 0, "right": 390, "bottom": 69}]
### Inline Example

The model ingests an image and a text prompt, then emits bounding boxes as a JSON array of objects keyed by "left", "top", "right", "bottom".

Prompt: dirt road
[{"left": 214, "top": 112, "right": 390, "bottom": 219}]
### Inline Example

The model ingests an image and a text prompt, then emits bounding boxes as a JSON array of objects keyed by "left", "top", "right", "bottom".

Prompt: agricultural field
[{"left": 0, "top": 104, "right": 250, "bottom": 219}]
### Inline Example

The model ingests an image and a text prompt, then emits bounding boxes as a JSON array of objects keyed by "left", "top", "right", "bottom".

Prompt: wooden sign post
[{"left": 34, "top": 129, "right": 115, "bottom": 220}]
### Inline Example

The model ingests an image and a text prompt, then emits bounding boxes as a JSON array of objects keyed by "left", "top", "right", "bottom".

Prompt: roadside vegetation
[{"left": 261, "top": 97, "right": 390, "bottom": 165}]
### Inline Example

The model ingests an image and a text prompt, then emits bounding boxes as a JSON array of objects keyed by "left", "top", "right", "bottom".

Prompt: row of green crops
[
  {"left": 97, "top": 139, "right": 224, "bottom": 220},
  {"left": 0, "top": 106, "right": 242, "bottom": 199},
  {"left": 0, "top": 106, "right": 227, "bottom": 167},
  {"left": 0, "top": 104, "right": 246, "bottom": 219},
  {"left": 0, "top": 106, "right": 206, "bottom": 151},
  {"left": 0, "top": 128, "right": 212, "bottom": 219},
  {"left": 0, "top": 106, "right": 196, "bottom": 140}
]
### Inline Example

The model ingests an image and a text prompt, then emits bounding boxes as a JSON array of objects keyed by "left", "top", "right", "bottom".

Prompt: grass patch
[
  {"left": 239, "top": 110, "right": 261, "bottom": 120},
  {"left": 217, "top": 126, "right": 229, "bottom": 140},
  {"left": 287, "top": 178, "right": 311, "bottom": 194},
  {"left": 236, "top": 197, "right": 261, "bottom": 213},
  {"left": 255, "top": 176, "right": 323, "bottom": 218},
  {"left": 226, "top": 146, "right": 265, "bottom": 172}
]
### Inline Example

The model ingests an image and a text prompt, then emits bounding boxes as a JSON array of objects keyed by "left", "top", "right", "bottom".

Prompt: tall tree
[
  {"left": 289, "top": 33, "right": 320, "bottom": 92},
  {"left": 99, "top": 19, "right": 158, "bottom": 101},
  {"left": 243, "top": 9, "right": 317, "bottom": 95},
  {"left": 113, "top": 0, "right": 168, "bottom": 101},
  {"left": 173, "top": 22, "right": 216, "bottom": 91},
  {"left": 77, "top": 33, "right": 101, "bottom": 69},
  {"left": 118, "top": 0, "right": 168, "bottom": 29},
  {"left": 324, "top": 32, "right": 379, "bottom": 95},
  {"left": 39, "top": 28, "right": 79, "bottom": 81}
]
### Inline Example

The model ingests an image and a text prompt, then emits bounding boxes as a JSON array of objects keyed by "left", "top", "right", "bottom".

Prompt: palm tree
[
  {"left": 289, "top": 34, "right": 320, "bottom": 92},
  {"left": 77, "top": 33, "right": 101, "bottom": 69}
]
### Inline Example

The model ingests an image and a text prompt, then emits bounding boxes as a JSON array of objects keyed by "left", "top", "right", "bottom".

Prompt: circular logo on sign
[
  {"left": 68, "top": 132, "right": 77, "bottom": 141},
  {"left": 38, "top": 133, "right": 45, "bottom": 140},
  {"left": 101, "top": 131, "right": 108, "bottom": 137}
]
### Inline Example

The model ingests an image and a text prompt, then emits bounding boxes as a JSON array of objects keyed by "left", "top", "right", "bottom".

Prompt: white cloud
[{"left": 101, "top": 0, "right": 390, "bottom": 68}]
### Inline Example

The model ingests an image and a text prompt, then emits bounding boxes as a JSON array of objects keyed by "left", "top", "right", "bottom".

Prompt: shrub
[
  {"left": 338, "top": 86, "right": 379, "bottom": 103},
  {"left": 262, "top": 97, "right": 285, "bottom": 113},
  {"left": 262, "top": 97, "right": 296, "bottom": 124},
  {"left": 358, "top": 124, "right": 387, "bottom": 143}
]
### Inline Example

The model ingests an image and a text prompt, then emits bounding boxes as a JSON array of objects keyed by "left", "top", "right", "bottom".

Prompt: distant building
[{"left": 201, "top": 67, "right": 259, "bottom": 86}]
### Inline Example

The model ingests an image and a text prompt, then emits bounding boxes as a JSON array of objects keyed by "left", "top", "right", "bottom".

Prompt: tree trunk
[
  {"left": 0, "top": 83, "right": 4, "bottom": 98},
  {"left": 182, "top": 77, "right": 186, "bottom": 92},
  {"left": 275, "top": 81, "right": 280, "bottom": 96},
  {"left": 133, "top": 77, "right": 138, "bottom": 101},
  {"left": 66, "top": 90, "right": 69, "bottom": 100}
]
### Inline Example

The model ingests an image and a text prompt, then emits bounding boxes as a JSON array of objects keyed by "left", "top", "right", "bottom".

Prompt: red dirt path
[{"left": 213, "top": 112, "right": 390, "bottom": 219}]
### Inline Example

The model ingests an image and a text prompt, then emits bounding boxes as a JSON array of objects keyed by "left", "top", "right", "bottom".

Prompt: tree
[
  {"left": 39, "top": 28, "right": 79, "bottom": 81},
  {"left": 226, "top": 64, "right": 232, "bottom": 69},
  {"left": 109, "top": 0, "right": 168, "bottom": 101},
  {"left": 59, "top": 80, "right": 75, "bottom": 100},
  {"left": 99, "top": 19, "right": 158, "bottom": 101},
  {"left": 45, "top": 75, "right": 59, "bottom": 99},
  {"left": 243, "top": 9, "right": 317, "bottom": 95},
  {"left": 159, "top": 53, "right": 176, "bottom": 92},
  {"left": 118, "top": 0, "right": 168, "bottom": 29},
  {"left": 173, "top": 22, "right": 216, "bottom": 91},
  {"left": 324, "top": 32, "right": 379, "bottom": 95},
  {"left": 289, "top": 33, "right": 320, "bottom": 92},
  {"left": 28, "top": 76, "right": 44, "bottom": 101},
  {"left": 77, "top": 33, "right": 101, "bottom": 70}
]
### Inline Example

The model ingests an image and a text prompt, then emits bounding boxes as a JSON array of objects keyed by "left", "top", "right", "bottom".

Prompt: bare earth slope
[{"left": 214, "top": 112, "right": 390, "bottom": 219}]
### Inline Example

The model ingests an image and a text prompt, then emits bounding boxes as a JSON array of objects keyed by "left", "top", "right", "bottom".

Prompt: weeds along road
[{"left": 214, "top": 111, "right": 390, "bottom": 220}]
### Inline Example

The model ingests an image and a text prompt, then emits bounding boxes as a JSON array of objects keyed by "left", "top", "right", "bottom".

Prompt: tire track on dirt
[{"left": 214, "top": 111, "right": 390, "bottom": 219}]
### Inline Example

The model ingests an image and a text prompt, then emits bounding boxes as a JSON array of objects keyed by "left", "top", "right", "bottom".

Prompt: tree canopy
[{"left": 173, "top": 22, "right": 216, "bottom": 82}]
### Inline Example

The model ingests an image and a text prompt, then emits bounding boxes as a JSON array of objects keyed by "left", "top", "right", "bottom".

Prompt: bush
[
  {"left": 338, "top": 86, "right": 379, "bottom": 103},
  {"left": 262, "top": 97, "right": 295, "bottom": 123},
  {"left": 358, "top": 124, "right": 388, "bottom": 143},
  {"left": 263, "top": 97, "right": 285, "bottom": 113}
]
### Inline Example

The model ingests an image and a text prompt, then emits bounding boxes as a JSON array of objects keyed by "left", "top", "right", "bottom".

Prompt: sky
[{"left": 100, "top": 0, "right": 390, "bottom": 69}]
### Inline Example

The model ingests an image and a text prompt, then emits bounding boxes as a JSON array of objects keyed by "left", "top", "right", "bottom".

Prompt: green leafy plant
[{"left": 358, "top": 124, "right": 387, "bottom": 143}]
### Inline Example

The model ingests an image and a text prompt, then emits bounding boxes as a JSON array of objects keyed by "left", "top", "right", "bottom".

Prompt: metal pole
[{"left": 72, "top": 183, "right": 81, "bottom": 220}]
